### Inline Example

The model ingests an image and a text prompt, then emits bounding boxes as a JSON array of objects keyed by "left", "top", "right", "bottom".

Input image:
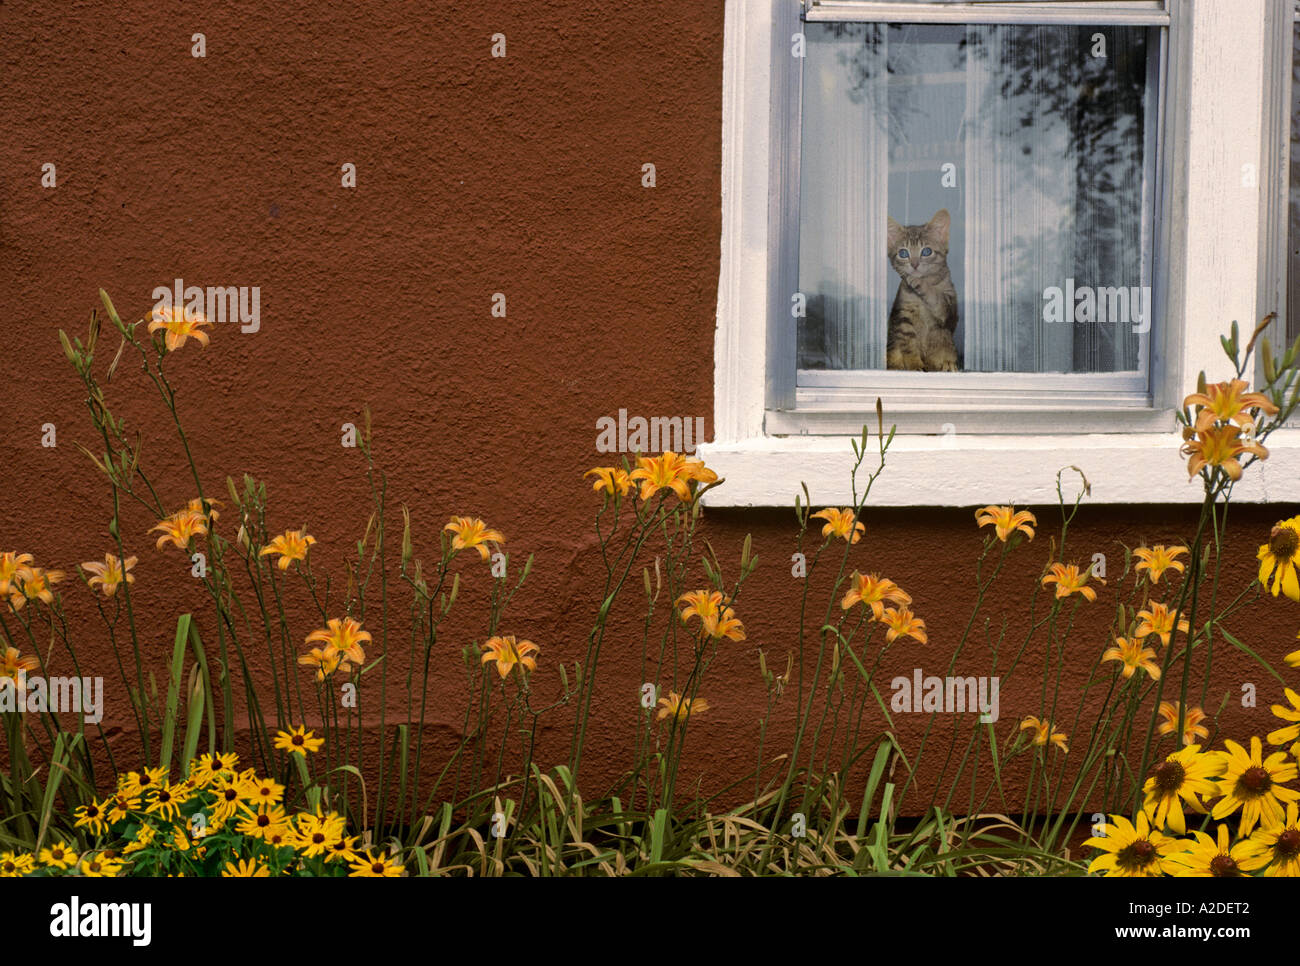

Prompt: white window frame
[{"left": 700, "top": 0, "right": 1300, "bottom": 507}]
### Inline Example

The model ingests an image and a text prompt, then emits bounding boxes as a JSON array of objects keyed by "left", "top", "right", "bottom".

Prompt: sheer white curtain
[{"left": 797, "top": 22, "right": 1149, "bottom": 375}]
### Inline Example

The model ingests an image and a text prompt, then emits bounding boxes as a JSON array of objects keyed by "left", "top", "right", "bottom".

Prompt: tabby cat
[{"left": 885, "top": 209, "right": 960, "bottom": 371}]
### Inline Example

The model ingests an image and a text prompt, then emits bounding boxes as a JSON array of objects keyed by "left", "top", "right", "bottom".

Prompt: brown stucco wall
[{"left": 2, "top": 0, "right": 1298, "bottom": 818}]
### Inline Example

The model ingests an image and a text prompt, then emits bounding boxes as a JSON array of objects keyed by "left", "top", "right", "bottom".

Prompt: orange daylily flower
[
  {"left": 1183, "top": 379, "right": 1278, "bottom": 433},
  {"left": 298, "top": 647, "right": 350, "bottom": 681},
  {"left": 975, "top": 505, "right": 1036, "bottom": 543},
  {"left": 304, "top": 617, "right": 371, "bottom": 665},
  {"left": 0, "top": 553, "right": 34, "bottom": 595},
  {"left": 480, "top": 635, "right": 539, "bottom": 679},
  {"left": 81, "top": 553, "right": 137, "bottom": 597},
  {"left": 840, "top": 572, "right": 911, "bottom": 619},
  {"left": 584, "top": 467, "right": 633, "bottom": 498},
  {"left": 810, "top": 508, "right": 865, "bottom": 544},
  {"left": 259, "top": 530, "right": 316, "bottom": 570},
  {"left": 676, "top": 590, "right": 723, "bottom": 625},
  {"left": 1135, "top": 601, "right": 1190, "bottom": 647},
  {"left": 1020, "top": 716, "right": 1069, "bottom": 753},
  {"left": 656, "top": 690, "right": 709, "bottom": 722},
  {"left": 148, "top": 305, "right": 213, "bottom": 351},
  {"left": 1133, "top": 545, "right": 1188, "bottom": 584},
  {"left": 0, "top": 646, "right": 39, "bottom": 681},
  {"left": 1164, "top": 702, "right": 1211, "bottom": 748},
  {"left": 879, "top": 606, "right": 927, "bottom": 644},
  {"left": 9, "top": 567, "right": 64, "bottom": 609},
  {"left": 1180, "top": 424, "right": 1268, "bottom": 481},
  {"left": 443, "top": 517, "right": 505, "bottom": 561},
  {"left": 628, "top": 451, "right": 695, "bottom": 502},
  {"left": 1041, "top": 562, "right": 1098, "bottom": 601},
  {"left": 1102, "top": 637, "right": 1161, "bottom": 680}
]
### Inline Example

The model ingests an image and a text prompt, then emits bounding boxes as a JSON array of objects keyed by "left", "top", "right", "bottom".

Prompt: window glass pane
[{"left": 796, "top": 22, "right": 1154, "bottom": 375}]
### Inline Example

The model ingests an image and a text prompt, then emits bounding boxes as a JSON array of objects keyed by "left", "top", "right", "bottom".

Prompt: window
[{"left": 701, "top": 0, "right": 1300, "bottom": 507}]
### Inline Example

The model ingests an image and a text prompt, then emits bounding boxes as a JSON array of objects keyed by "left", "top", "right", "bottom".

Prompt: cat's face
[{"left": 887, "top": 209, "right": 950, "bottom": 284}]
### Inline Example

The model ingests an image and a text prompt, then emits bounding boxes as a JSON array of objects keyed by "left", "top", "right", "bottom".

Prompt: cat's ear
[
  {"left": 927, "top": 209, "right": 951, "bottom": 245},
  {"left": 887, "top": 216, "right": 904, "bottom": 250}
]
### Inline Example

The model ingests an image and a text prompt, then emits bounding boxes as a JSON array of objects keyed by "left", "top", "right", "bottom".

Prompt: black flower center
[
  {"left": 1277, "top": 829, "right": 1300, "bottom": 857},
  {"left": 1117, "top": 839, "right": 1158, "bottom": 869},
  {"left": 1240, "top": 766, "right": 1272, "bottom": 795},
  {"left": 1154, "top": 761, "right": 1186, "bottom": 793},
  {"left": 1209, "top": 854, "right": 1240, "bottom": 877},
  {"left": 1270, "top": 525, "right": 1299, "bottom": 561},
  {"left": 372, "top": 862, "right": 385, "bottom": 873},
  {"left": 312, "top": 833, "right": 325, "bottom": 844}
]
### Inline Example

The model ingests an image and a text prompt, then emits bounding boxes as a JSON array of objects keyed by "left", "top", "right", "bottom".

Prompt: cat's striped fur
[{"left": 885, "top": 209, "right": 960, "bottom": 372}]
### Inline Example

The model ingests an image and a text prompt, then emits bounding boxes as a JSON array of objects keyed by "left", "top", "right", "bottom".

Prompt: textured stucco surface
[{"left": 2, "top": 0, "right": 1299, "bottom": 816}]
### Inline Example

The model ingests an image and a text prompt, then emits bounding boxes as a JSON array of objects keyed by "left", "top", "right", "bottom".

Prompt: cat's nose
[{"left": 909, "top": 259, "right": 919, "bottom": 269}]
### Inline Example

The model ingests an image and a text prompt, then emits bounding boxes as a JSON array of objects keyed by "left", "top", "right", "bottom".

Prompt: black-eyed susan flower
[
  {"left": 480, "top": 635, "right": 539, "bottom": 679},
  {"left": 1158, "top": 701, "right": 1211, "bottom": 746},
  {"left": 187, "top": 751, "right": 239, "bottom": 787},
  {"left": 1102, "top": 637, "right": 1161, "bottom": 680},
  {"left": 305, "top": 617, "right": 371, "bottom": 666},
  {"left": 880, "top": 606, "right": 927, "bottom": 644},
  {"left": 209, "top": 776, "right": 247, "bottom": 823},
  {"left": 78, "top": 854, "right": 124, "bottom": 877},
  {"left": 1167, "top": 824, "right": 1262, "bottom": 877},
  {"left": 1142, "top": 744, "right": 1225, "bottom": 834},
  {"left": 325, "top": 834, "right": 361, "bottom": 864},
  {"left": 1242, "top": 802, "right": 1300, "bottom": 876},
  {"left": 1184, "top": 379, "right": 1278, "bottom": 433},
  {"left": 73, "top": 799, "right": 110, "bottom": 836},
  {"left": 1041, "top": 562, "right": 1098, "bottom": 602},
  {"left": 1181, "top": 423, "right": 1268, "bottom": 481},
  {"left": 148, "top": 304, "right": 212, "bottom": 351},
  {"left": 1134, "top": 601, "right": 1189, "bottom": 648},
  {"left": 584, "top": 466, "right": 633, "bottom": 498},
  {"left": 1286, "top": 634, "right": 1300, "bottom": 669},
  {"left": 293, "top": 812, "right": 345, "bottom": 858},
  {"left": 1268, "top": 687, "right": 1300, "bottom": 752},
  {"left": 0, "top": 552, "right": 34, "bottom": 596},
  {"left": 274, "top": 725, "right": 324, "bottom": 756},
  {"left": 259, "top": 530, "right": 316, "bottom": 570},
  {"left": 104, "top": 792, "right": 140, "bottom": 824},
  {"left": 840, "top": 572, "right": 911, "bottom": 620},
  {"left": 810, "top": 508, "right": 865, "bottom": 544},
  {"left": 221, "top": 858, "right": 270, "bottom": 877},
  {"left": 80, "top": 553, "right": 136, "bottom": 597},
  {"left": 1083, "top": 812, "right": 1182, "bottom": 877},
  {"left": 235, "top": 803, "right": 290, "bottom": 841},
  {"left": 348, "top": 849, "right": 404, "bottom": 877},
  {"left": 1211, "top": 736, "right": 1300, "bottom": 836},
  {"left": 1133, "top": 545, "right": 1188, "bottom": 585},
  {"left": 38, "top": 842, "right": 78, "bottom": 870},
  {"left": 122, "top": 824, "right": 156, "bottom": 855},
  {"left": 975, "top": 505, "right": 1036, "bottom": 543},
  {"left": 0, "top": 852, "right": 35, "bottom": 877},
  {"left": 443, "top": 516, "right": 505, "bottom": 561},
  {"left": 628, "top": 451, "right": 695, "bottom": 502},
  {"left": 1020, "top": 716, "right": 1068, "bottom": 753},
  {"left": 143, "top": 781, "right": 191, "bottom": 823},
  {"left": 657, "top": 690, "right": 709, "bottom": 722},
  {"left": 118, "top": 766, "right": 168, "bottom": 798},
  {"left": 239, "top": 774, "right": 285, "bottom": 806},
  {"left": 1258, "top": 515, "right": 1300, "bottom": 601}
]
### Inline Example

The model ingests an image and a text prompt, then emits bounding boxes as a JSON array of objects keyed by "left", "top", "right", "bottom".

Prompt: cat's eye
[
  {"left": 921, "top": 247, "right": 932, "bottom": 256},
  {"left": 897, "top": 248, "right": 909, "bottom": 258}
]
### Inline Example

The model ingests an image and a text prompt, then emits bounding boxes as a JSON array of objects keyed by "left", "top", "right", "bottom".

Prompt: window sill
[{"left": 695, "top": 429, "right": 1300, "bottom": 508}]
